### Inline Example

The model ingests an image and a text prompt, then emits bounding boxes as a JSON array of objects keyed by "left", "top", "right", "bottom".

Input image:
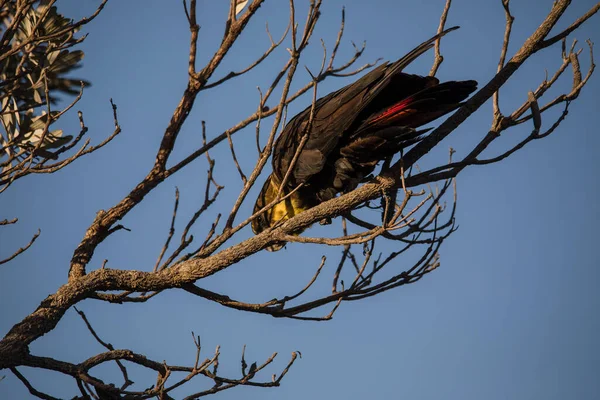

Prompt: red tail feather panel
[{"left": 369, "top": 97, "right": 416, "bottom": 125}]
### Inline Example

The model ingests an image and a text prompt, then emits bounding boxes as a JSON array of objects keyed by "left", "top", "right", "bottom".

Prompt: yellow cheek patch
[
  {"left": 257, "top": 177, "right": 311, "bottom": 237},
  {"left": 270, "top": 196, "right": 310, "bottom": 227},
  {"left": 271, "top": 201, "right": 290, "bottom": 225}
]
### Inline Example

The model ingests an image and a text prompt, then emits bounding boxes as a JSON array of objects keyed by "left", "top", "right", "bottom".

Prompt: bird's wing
[
  {"left": 272, "top": 27, "right": 459, "bottom": 186},
  {"left": 272, "top": 62, "right": 388, "bottom": 184}
]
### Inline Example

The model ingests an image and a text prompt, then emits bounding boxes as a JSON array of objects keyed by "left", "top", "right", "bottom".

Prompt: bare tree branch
[
  {"left": 429, "top": 0, "right": 452, "bottom": 76},
  {"left": 0, "top": 228, "right": 40, "bottom": 266}
]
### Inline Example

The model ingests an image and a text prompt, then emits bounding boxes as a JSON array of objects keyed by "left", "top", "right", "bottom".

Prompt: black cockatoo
[{"left": 252, "top": 28, "right": 477, "bottom": 250}]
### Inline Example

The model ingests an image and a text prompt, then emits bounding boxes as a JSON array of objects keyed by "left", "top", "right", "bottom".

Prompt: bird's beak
[{"left": 265, "top": 242, "right": 285, "bottom": 252}]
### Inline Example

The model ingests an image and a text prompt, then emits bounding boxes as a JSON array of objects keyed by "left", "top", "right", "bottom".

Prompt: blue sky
[{"left": 1, "top": 1, "right": 599, "bottom": 399}]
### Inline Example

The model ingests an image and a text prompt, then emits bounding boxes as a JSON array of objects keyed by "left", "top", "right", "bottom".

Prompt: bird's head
[{"left": 252, "top": 175, "right": 311, "bottom": 251}]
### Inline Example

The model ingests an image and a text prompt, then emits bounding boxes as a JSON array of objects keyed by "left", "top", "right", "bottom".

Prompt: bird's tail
[
  {"left": 364, "top": 79, "right": 478, "bottom": 130},
  {"left": 343, "top": 78, "right": 478, "bottom": 164},
  {"left": 386, "top": 26, "right": 460, "bottom": 75}
]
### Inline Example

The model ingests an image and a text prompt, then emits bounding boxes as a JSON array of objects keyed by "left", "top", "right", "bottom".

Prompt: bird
[{"left": 251, "top": 28, "right": 477, "bottom": 251}]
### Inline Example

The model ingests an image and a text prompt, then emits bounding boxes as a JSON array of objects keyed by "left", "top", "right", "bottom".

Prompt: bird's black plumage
[{"left": 252, "top": 28, "right": 478, "bottom": 250}]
